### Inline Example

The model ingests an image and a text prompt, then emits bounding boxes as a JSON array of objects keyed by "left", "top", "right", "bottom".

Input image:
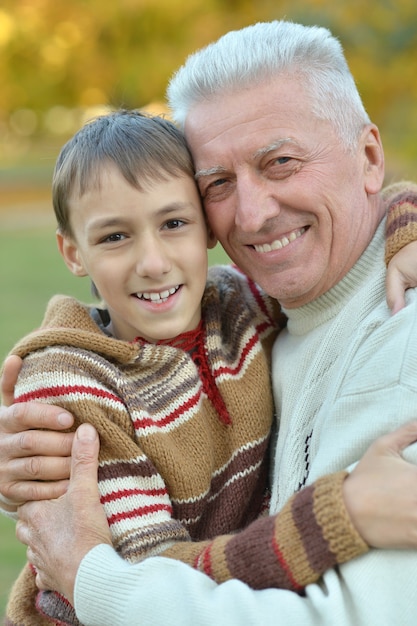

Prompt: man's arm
[
  {"left": 3, "top": 346, "right": 368, "bottom": 595},
  {"left": 17, "top": 420, "right": 417, "bottom": 626}
]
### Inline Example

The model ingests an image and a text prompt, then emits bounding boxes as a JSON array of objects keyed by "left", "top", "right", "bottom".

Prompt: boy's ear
[
  {"left": 56, "top": 231, "right": 88, "bottom": 277},
  {"left": 206, "top": 226, "right": 217, "bottom": 250}
]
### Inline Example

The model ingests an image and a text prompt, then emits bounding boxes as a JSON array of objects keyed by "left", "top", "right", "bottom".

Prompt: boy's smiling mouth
[{"left": 134, "top": 285, "right": 181, "bottom": 303}]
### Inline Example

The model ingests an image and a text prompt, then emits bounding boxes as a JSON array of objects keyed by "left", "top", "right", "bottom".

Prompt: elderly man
[{"left": 4, "top": 20, "right": 417, "bottom": 625}]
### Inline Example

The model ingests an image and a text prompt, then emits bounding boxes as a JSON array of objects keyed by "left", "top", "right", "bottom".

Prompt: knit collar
[
  {"left": 135, "top": 319, "right": 232, "bottom": 426},
  {"left": 134, "top": 319, "right": 205, "bottom": 351},
  {"left": 281, "top": 218, "right": 386, "bottom": 336}
]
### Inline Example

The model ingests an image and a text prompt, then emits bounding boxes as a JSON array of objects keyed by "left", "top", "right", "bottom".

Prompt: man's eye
[
  {"left": 202, "top": 177, "right": 229, "bottom": 197},
  {"left": 275, "top": 156, "right": 291, "bottom": 164},
  {"left": 212, "top": 178, "right": 227, "bottom": 187}
]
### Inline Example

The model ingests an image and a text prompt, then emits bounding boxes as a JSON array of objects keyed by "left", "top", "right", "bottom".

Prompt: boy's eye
[
  {"left": 164, "top": 219, "right": 184, "bottom": 230},
  {"left": 102, "top": 233, "right": 126, "bottom": 243}
]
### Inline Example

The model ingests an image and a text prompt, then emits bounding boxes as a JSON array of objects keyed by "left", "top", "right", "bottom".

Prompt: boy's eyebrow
[
  {"left": 194, "top": 139, "right": 296, "bottom": 180},
  {"left": 88, "top": 203, "right": 197, "bottom": 230},
  {"left": 88, "top": 217, "right": 129, "bottom": 230},
  {"left": 157, "top": 201, "right": 196, "bottom": 213}
]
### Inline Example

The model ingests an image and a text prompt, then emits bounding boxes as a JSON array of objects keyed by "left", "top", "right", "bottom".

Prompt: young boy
[{"left": 4, "top": 109, "right": 417, "bottom": 626}]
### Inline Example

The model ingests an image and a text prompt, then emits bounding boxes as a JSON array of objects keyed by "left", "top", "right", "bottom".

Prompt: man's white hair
[{"left": 167, "top": 20, "right": 371, "bottom": 150}]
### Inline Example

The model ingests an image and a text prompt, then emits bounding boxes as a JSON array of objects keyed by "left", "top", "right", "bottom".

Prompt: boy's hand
[{"left": 386, "top": 241, "right": 417, "bottom": 314}]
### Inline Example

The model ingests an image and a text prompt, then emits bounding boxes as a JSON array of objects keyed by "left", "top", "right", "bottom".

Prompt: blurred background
[{"left": 1, "top": 0, "right": 417, "bottom": 616}]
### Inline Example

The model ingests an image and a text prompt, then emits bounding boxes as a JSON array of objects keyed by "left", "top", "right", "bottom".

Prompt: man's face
[{"left": 184, "top": 76, "right": 384, "bottom": 307}]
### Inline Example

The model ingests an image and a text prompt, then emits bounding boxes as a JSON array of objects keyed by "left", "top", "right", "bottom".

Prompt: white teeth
[
  {"left": 254, "top": 228, "right": 305, "bottom": 253},
  {"left": 137, "top": 286, "right": 179, "bottom": 302}
]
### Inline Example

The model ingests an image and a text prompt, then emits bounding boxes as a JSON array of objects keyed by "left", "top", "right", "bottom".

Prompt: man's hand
[
  {"left": 16, "top": 423, "right": 112, "bottom": 605},
  {"left": 1, "top": 354, "right": 21, "bottom": 406},
  {"left": 344, "top": 420, "right": 417, "bottom": 548},
  {"left": 0, "top": 355, "right": 74, "bottom": 506}
]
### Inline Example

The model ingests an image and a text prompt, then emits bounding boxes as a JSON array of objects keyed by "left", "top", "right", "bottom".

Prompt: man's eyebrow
[
  {"left": 194, "top": 138, "right": 298, "bottom": 180},
  {"left": 253, "top": 138, "right": 295, "bottom": 159},
  {"left": 194, "top": 166, "right": 227, "bottom": 181}
]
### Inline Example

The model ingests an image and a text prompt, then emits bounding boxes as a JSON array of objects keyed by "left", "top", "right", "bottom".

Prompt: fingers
[
  {"left": 0, "top": 401, "right": 74, "bottom": 434},
  {"left": 369, "top": 420, "right": 417, "bottom": 457},
  {"left": 0, "top": 355, "right": 22, "bottom": 406},
  {"left": 0, "top": 430, "right": 73, "bottom": 503},
  {"left": 344, "top": 424, "right": 417, "bottom": 549},
  {"left": 15, "top": 425, "right": 105, "bottom": 602},
  {"left": 69, "top": 424, "right": 100, "bottom": 492},
  {"left": 385, "top": 267, "right": 406, "bottom": 315},
  {"left": 2, "top": 428, "right": 74, "bottom": 459}
]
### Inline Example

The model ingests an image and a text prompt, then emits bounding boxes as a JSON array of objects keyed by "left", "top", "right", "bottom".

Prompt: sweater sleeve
[
  {"left": 383, "top": 181, "right": 417, "bottom": 265},
  {"left": 10, "top": 344, "right": 367, "bottom": 600},
  {"left": 177, "top": 470, "right": 368, "bottom": 591}
]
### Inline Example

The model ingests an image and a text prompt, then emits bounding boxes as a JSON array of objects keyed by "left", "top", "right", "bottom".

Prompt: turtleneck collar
[{"left": 281, "top": 218, "right": 386, "bottom": 336}]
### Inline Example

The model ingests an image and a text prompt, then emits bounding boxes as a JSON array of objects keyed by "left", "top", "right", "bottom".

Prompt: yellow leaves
[
  {"left": 0, "top": 9, "right": 15, "bottom": 47},
  {"left": 0, "top": 0, "right": 415, "bottom": 174}
]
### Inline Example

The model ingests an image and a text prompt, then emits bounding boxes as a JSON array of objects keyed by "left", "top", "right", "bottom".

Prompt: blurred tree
[{"left": 0, "top": 0, "right": 416, "bottom": 173}]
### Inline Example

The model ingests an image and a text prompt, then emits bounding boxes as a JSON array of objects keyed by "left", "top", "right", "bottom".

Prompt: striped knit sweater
[
  {"left": 5, "top": 183, "right": 417, "bottom": 625},
  {"left": 6, "top": 265, "right": 367, "bottom": 626}
]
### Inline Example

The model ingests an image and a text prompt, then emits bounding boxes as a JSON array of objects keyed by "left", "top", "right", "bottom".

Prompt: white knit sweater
[{"left": 75, "top": 218, "right": 417, "bottom": 625}]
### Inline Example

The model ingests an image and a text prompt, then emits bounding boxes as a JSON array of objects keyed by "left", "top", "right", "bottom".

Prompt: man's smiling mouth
[{"left": 254, "top": 227, "right": 306, "bottom": 253}]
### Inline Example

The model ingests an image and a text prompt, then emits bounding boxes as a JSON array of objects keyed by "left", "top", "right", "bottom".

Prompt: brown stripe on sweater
[
  {"left": 99, "top": 457, "right": 159, "bottom": 481},
  {"left": 224, "top": 515, "right": 294, "bottom": 589},
  {"left": 117, "top": 520, "right": 191, "bottom": 561},
  {"left": 385, "top": 211, "right": 417, "bottom": 238},
  {"left": 172, "top": 446, "right": 269, "bottom": 537},
  {"left": 291, "top": 483, "right": 335, "bottom": 574}
]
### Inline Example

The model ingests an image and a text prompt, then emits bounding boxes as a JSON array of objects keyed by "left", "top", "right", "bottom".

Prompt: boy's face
[{"left": 58, "top": 165, "right": 216, "bottom": 342}]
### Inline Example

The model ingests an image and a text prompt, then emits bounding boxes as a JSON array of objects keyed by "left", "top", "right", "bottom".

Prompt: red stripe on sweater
[
  {"left": 234, "top": 265, "right": 275, "bottom": 324},
  {"left": 272, "top": 535, "right": 303, "bottom": 593},
  {"left": 194, "top": 543, "right": 214, "bottom": 578},
  {"left": 101, "top": 486, "right": 168, "bottom": 503},
  {"left": 107, "top": 502, "right": 172, "bottom": 525},
  {"left": 132, "top": 389, "right": 202, "bottom": 429},
  {"left": 215, "top": 331, "right": 259, "bottom": 377},
  {"left": 15, "top": 385, "right": 123, "bottom": 405}
]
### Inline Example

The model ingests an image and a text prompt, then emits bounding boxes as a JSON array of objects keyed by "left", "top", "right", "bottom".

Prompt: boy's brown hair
[{"left": 52, "top": 109, "right": 195, "bottom": 236}]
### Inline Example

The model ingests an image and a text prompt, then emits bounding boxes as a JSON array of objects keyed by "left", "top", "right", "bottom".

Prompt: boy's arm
[
  {"left": 383, "top": 182, "right": 417, "bottom": 312},
  {"left": 384, "top": 181, "right": 417, "bottom": 265},
  {"left": 17, "top": 421, "right": 417, "bottom": 623},
  {"left": 163, "top": 470, "right": 367, "bottom": 591},
  {"left": 10, "top": 347, "right": 365, "bottom": 595}
]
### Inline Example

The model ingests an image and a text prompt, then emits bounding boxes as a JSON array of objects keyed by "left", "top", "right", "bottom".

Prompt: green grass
[{"left": 0, "top": 212, "right": 230, "bottom": 617}]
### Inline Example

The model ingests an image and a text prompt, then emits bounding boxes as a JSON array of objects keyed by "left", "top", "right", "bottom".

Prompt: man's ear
[
  {"left": 361, "top": 124, "right": 385, "bottom": 195},
  {"left": 56, "top": 231, "right": 88, "bottom": 277}
]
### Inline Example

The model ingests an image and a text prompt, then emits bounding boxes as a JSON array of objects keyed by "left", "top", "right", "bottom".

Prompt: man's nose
[{"left": 235, "top": 173, "right": 281, "bottom": 232}]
